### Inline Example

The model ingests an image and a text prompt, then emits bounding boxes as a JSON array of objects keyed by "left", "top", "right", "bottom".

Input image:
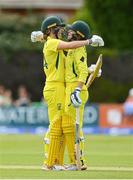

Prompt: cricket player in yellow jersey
[
  {"left": 65, "top": 26, "right": 89, "bottom": 170},
  {"left": 31, "top": 17, "right": 104, "bottom": 170},
  {"left": 64, "top": 21, "right": 102, "bottom": 170}
]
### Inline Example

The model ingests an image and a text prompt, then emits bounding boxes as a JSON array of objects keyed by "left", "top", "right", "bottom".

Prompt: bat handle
[{"left": 76, "top": 108, "right": 80, "bottom": 125}]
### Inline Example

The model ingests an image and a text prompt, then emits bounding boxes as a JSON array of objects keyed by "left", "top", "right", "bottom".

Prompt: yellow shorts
[
  {"left": 43, "top": 82, "right": 65, "bottom": 124},
  {"left": 65, "top": 82, "right": 89, "bottom": 128}
]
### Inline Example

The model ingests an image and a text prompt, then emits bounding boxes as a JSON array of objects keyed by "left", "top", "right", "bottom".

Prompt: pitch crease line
[{"left": 0, "top": 165, "right": 133, "bottom": 171}]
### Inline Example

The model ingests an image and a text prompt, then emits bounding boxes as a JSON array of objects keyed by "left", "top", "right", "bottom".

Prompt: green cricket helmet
[
  {"left": 41, "top": 16, "right": 64, "bottom": 34},
  {"left": 65, "top": 24, "right": 72, "bottom": 31},
  {"left": 65, "top": 24, "right": 77, "bottom": 41},
  {"left": 70, "top": 20, "right": 92, "bottom": 39},
  {"left": 57, "top": 16, "right": 66, "bottom": 26}
]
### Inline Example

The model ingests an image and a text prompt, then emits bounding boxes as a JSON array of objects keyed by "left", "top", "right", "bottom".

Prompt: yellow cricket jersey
[
  {"left": 65, "top": 46, "right": 88, "bottom": 83},
  {"left": 43, "top": 37, "right": 65, "bottom": 82}
]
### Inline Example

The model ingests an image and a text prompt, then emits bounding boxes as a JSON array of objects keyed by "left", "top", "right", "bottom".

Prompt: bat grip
[{"left": 76, "top": 108, "right": 80, "bottom": 124}]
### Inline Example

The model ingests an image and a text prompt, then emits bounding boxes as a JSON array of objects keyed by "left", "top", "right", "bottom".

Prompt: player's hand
[
  {"left": 97, "top": 69, "right": 102, "bottom": 77},
  {"left": 31, "top": 31, "right": 43, "bottom": 42},
  {"left": 88, "top": 64, "right": 96, "bottom": 73},
  {"left": 88, "top": 64, "right": 102, "bottom": 77},
  {"left": 70, "top": 88, "right": 82, "bottom": 108},
  {"left": 89, "top": 35, "right": 104, "bottom": 47}
]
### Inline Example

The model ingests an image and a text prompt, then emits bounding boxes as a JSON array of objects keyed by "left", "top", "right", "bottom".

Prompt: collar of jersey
[{"left": 47, "top": 36, "right": 56, "bottom": 40}]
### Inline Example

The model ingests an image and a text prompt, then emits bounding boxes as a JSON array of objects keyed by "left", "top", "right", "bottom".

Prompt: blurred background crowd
[{"left": 0, "top": 84, "right": 31, "bottom": 107}]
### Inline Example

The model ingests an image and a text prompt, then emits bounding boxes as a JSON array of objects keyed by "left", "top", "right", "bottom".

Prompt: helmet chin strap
[
  {"left": 69, "top": 33, "right": 78, "bottom": 41},
  {"left": 53, "top": 27, "right": 68, "bottom": 41},
  {"left": 58, "top": 29, "right": 68, "bottom": 41}
]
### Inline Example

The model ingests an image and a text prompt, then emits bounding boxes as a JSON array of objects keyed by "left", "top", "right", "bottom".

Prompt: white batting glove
[
  {"left": 90, "top": 35, "right": 104, "bottom": 47},
  {"left": 88, "top": 64, "right": 102, "bottom": 77},
  {"left": 70, "top": 88, "right": 82, "bottom": 108},
  {"left": 31, "top": 31, "right": 43, "bottom": 42},
  {"left": 88, "top": 64, "right": 96, "bottom": 73},
  {"left": 97, "top": 69, "right": 102, "bottom": 77}
]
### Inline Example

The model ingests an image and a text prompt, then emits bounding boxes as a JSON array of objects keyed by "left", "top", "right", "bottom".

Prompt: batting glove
[
  {"left": 88, "top": 64, "right": 102, "bottom": 77},
  {"left": 97, "top": 69, "right": 102, "bottom": 77},
  {"left": 89, "top": 35, "right": 104, "bottom": 47},
  {"left": 70, "top": 88, "right": 82, "bottom": 108},
  {"left": 31, "top": 31, "right": 43, "bottom": 42},
  {"left": 88, "top": 64, "right": 96, "bottom": 73}
]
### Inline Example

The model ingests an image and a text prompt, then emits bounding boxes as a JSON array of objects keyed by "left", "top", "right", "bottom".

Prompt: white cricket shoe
[
  {"left": 51, "top": 165, "right": 66, "bottom": 171},
  {"left": 65, "top": 164, "right": 88, "bottom": 171},
  {"left": 65, "top": 164, "right": 78, "bottom": 171},
  {"left": 42, "top": 164, "right": 66, "bottom": 171}
]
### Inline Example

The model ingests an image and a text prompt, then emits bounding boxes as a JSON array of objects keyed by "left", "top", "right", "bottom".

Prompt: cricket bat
[
  {"left": 86, "top": 54, "right": 103, "bottom": 88},
  {"left": 75, "top": 107, "right": 81, "bottom": 170},
  {"left": 75, "top": 54, "right": 102, "bottom": 170}
]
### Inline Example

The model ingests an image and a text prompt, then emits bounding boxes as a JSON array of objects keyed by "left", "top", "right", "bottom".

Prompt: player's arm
[
  {"left": 76, "top": 50, "right": 88, "bottom": 87},
  {"left": 76, "top": 81, "right": 84, "bottom": 90},
  {"left": 57, "top": 34, "right": 104, "bottom": 49},
  {"left": 57, "top": 40, "right": 90, "bottom": 50},
  {"left": 31, "top": 31, "right": 89, "bottom": 46},
  {"left": 31, "top": 31, "right": 104, "bottom": 48},
  {"left": 70, "top": 48, "right": 88, "bottom": 107}
]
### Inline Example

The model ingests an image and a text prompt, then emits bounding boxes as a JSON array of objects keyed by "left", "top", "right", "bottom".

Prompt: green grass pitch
[{"left": 0, "top": 134, "right": 133, "bottom": 179}]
